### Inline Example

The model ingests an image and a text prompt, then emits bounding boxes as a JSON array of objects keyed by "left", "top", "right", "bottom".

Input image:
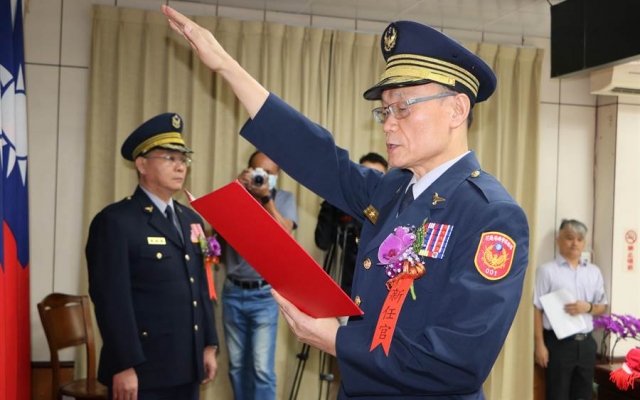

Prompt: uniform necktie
[
  {"left": 165, "top": 205, "right": 183, "bottom": 243},
  {"left": 398, "top": 184, "right": 415, "bottom": 214}
]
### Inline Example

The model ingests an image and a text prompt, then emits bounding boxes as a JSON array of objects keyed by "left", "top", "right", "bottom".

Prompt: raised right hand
[
  {"left": 161, "top": 5, "right": 231, "bottom": 73},
  {"left": 161, "top": 5, "right": 269, "bottom": 120}
]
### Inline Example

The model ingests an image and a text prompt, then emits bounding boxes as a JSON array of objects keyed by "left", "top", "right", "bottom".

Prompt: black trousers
[
  {"left": 108, "top": 381, "right": 200, "bottom": 400},
  {"left": 544, "top": 330, "right": 596, "bottom": 400}
]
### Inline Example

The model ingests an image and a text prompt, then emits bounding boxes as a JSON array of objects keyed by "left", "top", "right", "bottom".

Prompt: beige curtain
[
  {"left": 468, "top": 43, "right": 544, "bottom": 400},
  {"left": 326, "top": 30, "right": 387, "bottom": 156},
  {"left": 82, "top": 5, "right": 542, "bottom": 399}
]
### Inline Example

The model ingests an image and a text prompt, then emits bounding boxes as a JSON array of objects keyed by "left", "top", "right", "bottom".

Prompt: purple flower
[
  {"left": 200, "top": 234, "right": 222, "bottom": 258},
  {"left": 593, "top": 314, "right": 611, "bottom": 329},
  {"left": 378, "top": 226, "right": 416, "bottom": 265},
  {"left": 594, "top": 313, "right": 640, "bottom": 341},
  {"left": 594, "top": 313, "right": 640, "bottom": 361},
  {"left": 207, "top": 235, "right": 221, "bottom": 257}
]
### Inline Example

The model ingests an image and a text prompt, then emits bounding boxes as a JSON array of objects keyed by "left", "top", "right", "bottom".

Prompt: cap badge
[
  {"left": 383, "top": 24, "right": 398, "bottom": 54},
  {"left": 172, "top": 114, "right": 182, "bottom": 129}
]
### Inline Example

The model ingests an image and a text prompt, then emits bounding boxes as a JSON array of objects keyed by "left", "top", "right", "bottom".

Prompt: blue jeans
[{"left": 222, "top": 279, "right": 279, "bottom": 400}]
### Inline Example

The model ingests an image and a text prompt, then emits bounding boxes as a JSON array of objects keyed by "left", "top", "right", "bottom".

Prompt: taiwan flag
[{"left": 0, "top": 0, "right": 31, "bottom": 398}]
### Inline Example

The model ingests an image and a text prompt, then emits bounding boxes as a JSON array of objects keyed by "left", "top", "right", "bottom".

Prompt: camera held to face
[{"left": 250, "top": 167, "right": 268, "bottom": 187}]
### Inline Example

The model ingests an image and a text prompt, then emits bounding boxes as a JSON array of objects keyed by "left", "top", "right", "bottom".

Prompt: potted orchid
[{"left": 593, "top": 313, "right": 640, "bottom": 362}]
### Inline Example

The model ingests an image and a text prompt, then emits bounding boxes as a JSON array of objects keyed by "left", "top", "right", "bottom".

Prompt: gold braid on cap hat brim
[
  {"left": 381, "top": 54, "right": 480, "bottom": 97},
  {"left": 132, "top": 132, "right": 186, "bottom": 159}
]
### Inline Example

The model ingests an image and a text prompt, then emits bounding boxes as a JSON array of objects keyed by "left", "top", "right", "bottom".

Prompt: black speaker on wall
[{"left": 550, "top": 0, "right": 640, "bottom": 78}]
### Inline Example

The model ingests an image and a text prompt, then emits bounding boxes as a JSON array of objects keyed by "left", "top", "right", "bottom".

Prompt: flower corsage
[
  {"left": 377, "top": 222, "right": 427, "bottom": 298},
  {"left": 370, "top": 220, "right": 429, "bottom": 355},
  {"left": 199, "top": 234, "right": 222, "bottom": 300}
]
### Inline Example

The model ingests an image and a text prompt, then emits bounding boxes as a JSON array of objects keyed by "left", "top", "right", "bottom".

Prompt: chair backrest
[{"left": 37, "top": 293, "right": 98, "bottom": 400}]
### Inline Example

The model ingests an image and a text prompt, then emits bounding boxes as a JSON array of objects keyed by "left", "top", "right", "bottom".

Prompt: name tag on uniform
[{"left": 147, "top": 237, "right": 166, "bottom": 245}]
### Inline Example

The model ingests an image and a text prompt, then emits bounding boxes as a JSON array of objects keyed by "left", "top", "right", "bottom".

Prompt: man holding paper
[
  {"left": 162, "top": 7, "right": 529, "bottom": 399},
  {"left": 534, "top": 219, "right": 607, "bottom": 400}
]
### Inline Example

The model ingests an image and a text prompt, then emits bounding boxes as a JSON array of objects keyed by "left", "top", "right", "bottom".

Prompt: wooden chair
[{"left": 37, "top": 293, "right": 107, "bottom": 400}]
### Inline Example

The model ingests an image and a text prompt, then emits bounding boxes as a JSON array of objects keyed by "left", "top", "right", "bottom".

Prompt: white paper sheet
[{"left": 539, "top": 288, "right": 587, "bottom": 340}]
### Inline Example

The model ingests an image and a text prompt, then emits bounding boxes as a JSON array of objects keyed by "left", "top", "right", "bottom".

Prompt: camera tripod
[{"left": 288, "top": 224, "right": 354, "bottom": 400}]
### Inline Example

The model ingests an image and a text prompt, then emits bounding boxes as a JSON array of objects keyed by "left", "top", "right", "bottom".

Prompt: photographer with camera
[
  {"left": 315, "top": 153, "right": 388, "bottom": 298},
  {"left": 222, "top": 150, "right": 297, "bottom": 400}
]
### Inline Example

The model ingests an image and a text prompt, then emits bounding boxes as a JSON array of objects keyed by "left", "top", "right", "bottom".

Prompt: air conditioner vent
[
  {"left": 590, "top": 62, "right": 640, "bottom": 96},
  {"left": 612, "top": 87, "right": 640, "bottom": 95}
]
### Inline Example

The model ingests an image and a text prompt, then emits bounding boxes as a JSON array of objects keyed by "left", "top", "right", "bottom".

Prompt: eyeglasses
[
  {"left": 143, "top": 154, "right": 192, "bottom": 168},
  {"left": 372, "top": 92, "right": 456, "bottom": 124}
]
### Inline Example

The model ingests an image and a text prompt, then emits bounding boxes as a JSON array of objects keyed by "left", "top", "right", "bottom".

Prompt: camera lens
[{"left": 253, "top": 175, "right": 265, "bottom": 186}]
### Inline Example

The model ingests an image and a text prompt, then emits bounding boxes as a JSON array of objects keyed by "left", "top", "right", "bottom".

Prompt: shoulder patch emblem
[{"left": 474, "top": 231, "right": 516, "bottom": 280}]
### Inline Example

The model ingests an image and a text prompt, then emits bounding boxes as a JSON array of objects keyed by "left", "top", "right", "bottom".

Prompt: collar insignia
[
  {"left": 144, "top": 206, "right": 154, "bottom": 213},
  {"left": 364, "top": 205, "right": 379, "bottom": 224},
  {"left": 432, "top": 193, "right": 446, "bottom": 206}
]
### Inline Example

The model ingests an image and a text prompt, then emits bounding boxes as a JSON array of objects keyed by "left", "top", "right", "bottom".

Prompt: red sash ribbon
[
  {"left": 205, "top": 258, "right": 217, "bottom": 300},
  {"left": 370, "top": 277, "right": 413, "bottom": 356}
]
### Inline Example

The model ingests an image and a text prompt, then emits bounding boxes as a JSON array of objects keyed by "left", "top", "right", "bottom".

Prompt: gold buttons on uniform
[
  {"left": 141, "top": 331, "right": 148, "bottom": 338},
  {"left": 190, "top": 277, "right": 195, "bottom": 283},
  {"left": 194, "top": 325, "right": 199, "bottom": 331},
  {"left": 355, "top": 296, "right": 362, "bottom": 306},
  {"left": 363, "top": 258, "right": 372, "bottom": 269},
  {"left": 470, "top": 170, "right": 480, "bottom": 178},
  {"left": 193, "top": 301, "right": 198, "bottom": 307},
  {"left": 156, "top": 252, "right": 162, "bottom": 259},
  {"left": 185, "top": 254, "right": 190, "bottom": 261}
]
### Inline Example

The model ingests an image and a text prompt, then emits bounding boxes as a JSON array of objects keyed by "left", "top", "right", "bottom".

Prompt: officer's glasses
[
  {"left": 372, "top": 93, "right": 456, "bottom": 124},
  {"left": 143, "top": 154, "right": 192, "bottom": 168}
]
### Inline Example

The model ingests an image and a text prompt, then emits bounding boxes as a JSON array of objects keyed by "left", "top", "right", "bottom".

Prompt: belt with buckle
[
  {"left": 229, "top": 277, "right": 269, "bottom": 290},
  {"left": 571, "top": 333, "right": 589, "bottom": 341},
  {"left": 544, "top": 330, "right": 590, "bottom": 341}
]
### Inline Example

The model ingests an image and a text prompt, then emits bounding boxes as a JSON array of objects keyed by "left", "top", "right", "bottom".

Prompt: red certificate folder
[{"left": 188, "top": 180, "right": 363, "bottom": 318}]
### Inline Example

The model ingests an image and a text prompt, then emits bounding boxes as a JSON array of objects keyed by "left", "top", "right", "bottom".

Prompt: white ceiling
[{"left": 194, "top": 0, "right": 562, "bottom": 38}]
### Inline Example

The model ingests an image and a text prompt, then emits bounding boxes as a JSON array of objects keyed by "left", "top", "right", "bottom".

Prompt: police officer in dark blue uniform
[
  {"left": 86, "top": 113, "right": 219, "bottom": 400},
  {"left": 163, "top": 7, "right": 529, "bottom": 400}
]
